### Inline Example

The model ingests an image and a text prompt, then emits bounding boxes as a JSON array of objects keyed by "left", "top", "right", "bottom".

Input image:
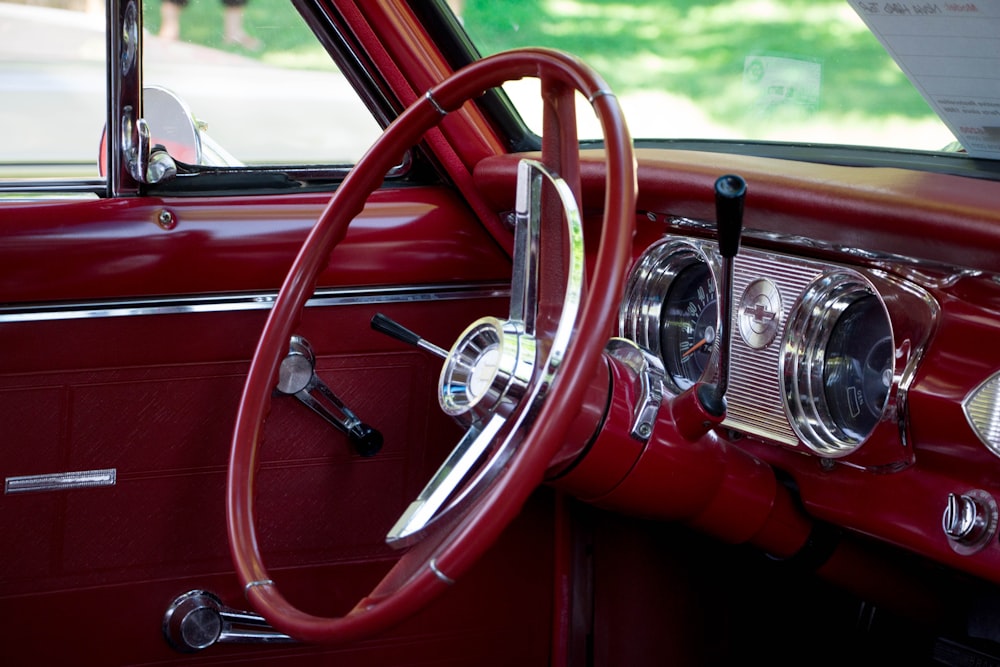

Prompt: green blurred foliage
[
  {"left": 142, "top": 0, "right": 938, "bottom": 129},
  {"left": 461, "top": 0, "right": 936, "bottom": 124}
]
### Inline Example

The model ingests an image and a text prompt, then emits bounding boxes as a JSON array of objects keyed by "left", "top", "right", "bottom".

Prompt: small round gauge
[
  {"left": 659, "top": 261, "right": 718, "bottom": 391},
  {"left": 823, "top": 295, "right": 893, "bottom": 441}
]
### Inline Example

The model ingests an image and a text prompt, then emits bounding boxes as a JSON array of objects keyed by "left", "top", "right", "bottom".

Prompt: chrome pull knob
[
  {"left": 943, "top": 493, "right": 981, "bottom": 541},
  {"left": 942, "top": 490, "right": 998, "bottom": 554}
]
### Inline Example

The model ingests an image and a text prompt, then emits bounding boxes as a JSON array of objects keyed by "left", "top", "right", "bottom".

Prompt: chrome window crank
[{"left": 276, "top": 335, "right": 383, "bottom": 457}]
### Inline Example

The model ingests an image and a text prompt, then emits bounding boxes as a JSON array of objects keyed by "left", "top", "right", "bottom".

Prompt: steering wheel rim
[{"left": 227, "top": 47, "right": 636, "bottom": 644}]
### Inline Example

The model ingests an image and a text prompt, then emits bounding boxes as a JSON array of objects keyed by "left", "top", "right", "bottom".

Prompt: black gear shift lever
[{"left": 697, "top": 174, "right": 746, "bottom": 417}]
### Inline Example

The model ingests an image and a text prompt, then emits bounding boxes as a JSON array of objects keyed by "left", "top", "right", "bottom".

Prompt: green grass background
[{"left": 142, "top": 0, "right": 936, "bottom": 133}]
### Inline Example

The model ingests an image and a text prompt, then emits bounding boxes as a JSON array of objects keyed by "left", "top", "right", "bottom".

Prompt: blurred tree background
[{"left": 134, "top": 0, "right": 942, "bottom": 146}]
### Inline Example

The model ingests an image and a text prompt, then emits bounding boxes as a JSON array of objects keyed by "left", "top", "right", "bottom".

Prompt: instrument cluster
[{"left": 620, "top": 234, "right": 939, "bottom": 469}]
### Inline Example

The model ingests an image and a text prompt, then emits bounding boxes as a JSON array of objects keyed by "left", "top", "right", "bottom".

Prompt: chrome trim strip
[
  {"left": 5, "top": 468, "right": 117, "bottom": 494},
  {"left": 244, "top": 579, "right": 275, "bottom": 594},
  {"left": 0, "top": 283, "right": 511, "bottom": 323},
  {"left": 429, "top": 558, "right": 455, "bottom": 585},
  {"left": 587, "top": 89, "right": 616, "bottom": 104},
  {"left": 424, "top": 91, "right": 448, "bottom": 116},
  {"left": 659, "top": 214, "right": 991, "bottom": 282}
]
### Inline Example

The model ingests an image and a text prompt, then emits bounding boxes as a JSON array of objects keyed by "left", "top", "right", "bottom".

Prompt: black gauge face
[
  {"left": 823, "top": 295, "right": 893, "bottom": 440},
  {"left": 660, "top": 261, "right": 717, "bottom": 391}
]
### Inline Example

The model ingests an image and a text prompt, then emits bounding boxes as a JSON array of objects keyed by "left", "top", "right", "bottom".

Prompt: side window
[
  {"left": 140, "top": 0, "right": 382, "bottom": 167},
  {"left": 0, "top": 0, "right": 107, "bottom": 180}
]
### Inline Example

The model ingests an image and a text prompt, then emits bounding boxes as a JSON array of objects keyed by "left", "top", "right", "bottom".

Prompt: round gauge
[
  {"left": 619, "top": 239, "right": 719, "bottom": 394},
  {"left": 823, "top": 295, "right": 893, "bottom": 441},
  {"left": 782, "top": 271, "right": 894, "bottom": 457},
  {"left": 660, "top": 261, "right": 718, "bottom": 391}
]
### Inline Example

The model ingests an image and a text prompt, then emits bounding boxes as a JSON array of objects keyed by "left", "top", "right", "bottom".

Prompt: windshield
[{"left": 457, "top": 0, "right": 965, "bottom": 154}]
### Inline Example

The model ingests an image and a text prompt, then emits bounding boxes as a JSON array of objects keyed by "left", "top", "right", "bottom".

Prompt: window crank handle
[{"left": 276, "top": 335, "right": 383, "bottom": 457}]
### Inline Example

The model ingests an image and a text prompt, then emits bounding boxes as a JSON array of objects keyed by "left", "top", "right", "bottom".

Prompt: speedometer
[
  {"left": 660, "top": 262, "right": 717, "bottom": 391},
  {"left": 619, "top": 238, "right": 720, "bottom": 394}
]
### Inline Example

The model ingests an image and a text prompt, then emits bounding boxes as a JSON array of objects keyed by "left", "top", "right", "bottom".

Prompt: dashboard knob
[{"left": 942, "top": 490, "right": 998, "bottom": 554}]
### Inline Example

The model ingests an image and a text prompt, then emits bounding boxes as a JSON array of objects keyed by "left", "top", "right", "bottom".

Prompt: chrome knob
[{"left": 942, "top": 490, "right": 997, "bottom": 554}]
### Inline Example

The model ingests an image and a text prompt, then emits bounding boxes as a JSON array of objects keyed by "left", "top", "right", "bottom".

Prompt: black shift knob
[{"left": 715, "top": 174, "right": 746, "bottom": 258}]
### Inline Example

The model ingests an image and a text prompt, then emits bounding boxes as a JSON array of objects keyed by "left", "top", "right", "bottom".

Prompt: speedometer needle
[
  {"left": 682, "top": 337, "right": 708, "bottom": 359},
  {"left": 681, "top": 326, "right": 715, "bottom": 360}
]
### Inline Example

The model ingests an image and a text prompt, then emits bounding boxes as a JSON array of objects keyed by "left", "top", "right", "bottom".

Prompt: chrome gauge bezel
[
  {"left": 781, "top": 270, "right": 894, "bottom": 457},
  {"left": 619, "top": 238, "right": 720, "bottom": 395}
]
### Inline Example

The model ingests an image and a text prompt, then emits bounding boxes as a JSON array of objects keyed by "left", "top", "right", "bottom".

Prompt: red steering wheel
[{"left": 227, "top": 48, "right": 636, "bottom": 643}]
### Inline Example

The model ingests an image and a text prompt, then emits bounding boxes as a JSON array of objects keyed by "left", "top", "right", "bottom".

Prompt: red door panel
[{"left": 0, "top": 187, "right": 555, "bottom": 664}]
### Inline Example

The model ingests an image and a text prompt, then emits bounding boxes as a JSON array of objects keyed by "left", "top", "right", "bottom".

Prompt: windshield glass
[{"left": 457, "top": 0, "right": 962, "bottom": 154}]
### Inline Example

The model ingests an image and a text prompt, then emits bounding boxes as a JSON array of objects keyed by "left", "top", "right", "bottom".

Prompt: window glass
[
  {"left": 457, "top": 0, "right": 956, "bottom": 153},
  {"left": 142, "top": 0, "right": 382, "bottom": 166},
  {"left": 0, "top": 1, "right": 107, "bottom": 179}
]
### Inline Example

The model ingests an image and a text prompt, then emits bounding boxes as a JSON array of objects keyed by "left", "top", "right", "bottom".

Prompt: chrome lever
[
  {"left": 163, "top": 590, "right": 295, "bottom": 652},
  {"left": 606, "top": 338, "right": 665, "bottom": 442},
  {"left": 276, "top": 335, "right": 383, "bottom": 457},
  {"left": 370, "top": 312, "right": 449, "bottom": 359}
]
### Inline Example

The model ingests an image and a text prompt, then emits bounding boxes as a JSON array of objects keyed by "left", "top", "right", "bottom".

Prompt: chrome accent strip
[
  {"left": 429, "top": 558, "right": 455, "bottom": 585},
  {"left": 0, "top": 283, "right": 510, "bottom": 324},
  {"left": 660, "top": 214, "right": 991, "bottom": 283},
  {"left": 0, "top": 187, "right": 102, "bottom": 200},
  {"left": 587, "top": 89, "right": 616, "bottom": 104},
  {"left": 244, "top": 579, "right": 275, "bottom": 594},
  {"left": 425, "top": 91, "right": 448, "bottom": 116},
  {"left": 5, "top": 468, "right": 116, "bottom": 494}
]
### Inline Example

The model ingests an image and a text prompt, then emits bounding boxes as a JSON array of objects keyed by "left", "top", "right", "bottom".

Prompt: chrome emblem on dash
[{"left": 739, "top": 279, "right": 782, "bottom": 349}]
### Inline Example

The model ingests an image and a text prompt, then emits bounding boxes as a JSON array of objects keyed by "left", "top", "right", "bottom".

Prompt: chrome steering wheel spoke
[
  {"left": 384, "top": 158, "right": 586, "bottom": 548},
  {"left": 509, "top": 159, "right": 544, "bottom": 334},
  {"left": 386, "top": 414, "right": 506, "bottom": 548}
]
